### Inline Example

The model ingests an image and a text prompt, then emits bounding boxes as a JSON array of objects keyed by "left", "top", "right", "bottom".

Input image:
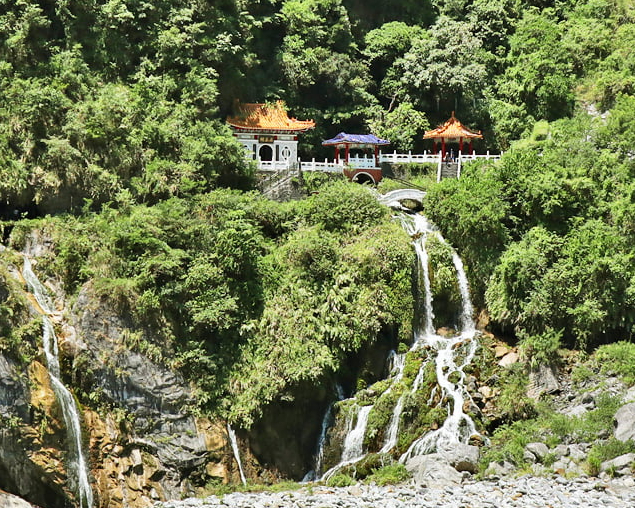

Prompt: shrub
[
  {"left": 594, "top": 341, "right": 635, "bottom": 386},
  {"left": 364, "top": 463, "right": 411, "bottom": 486},
  {"left": 325, "top": 473, "right": 356, "bottom": 487}
]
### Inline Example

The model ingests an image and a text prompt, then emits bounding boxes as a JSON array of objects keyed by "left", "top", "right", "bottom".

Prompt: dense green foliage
[
  {"left": 9, "top": 182, "right": 413, "bottom": 425},
  {"left": 3, "top": 0, "right": 634, "bottom": 215},
  {"left": 2, "top": 0, "right": 635, "bottom": 477},
  {"left": 427, "top": 107, "right": 635, "bottom": 351}
]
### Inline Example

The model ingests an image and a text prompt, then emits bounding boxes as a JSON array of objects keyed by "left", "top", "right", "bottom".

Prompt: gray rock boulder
[
  {"left": 525, "top": 442, "right": 549, "bottom": 462},
  {"left": 527, "top": 364, "right": 559, "bottom": 399},
  {"left": 614, "top": 403, "right": 635, "bottom": 442},
  {"left": 405, "top": 454, "right": 462, "bottom": 487},
  {"left": 440, "top": 444, "right": 480, "bottom": 473},
  {"left": 600, "top": 453, "right": 635, "bottom": 474},
  {"left": 0, "top": 491, "right": 39, "bottom": 508},
  {"left": 486, "top": 460, "right": 515, "bottom": 477},
  {"left": 0, "top": 355, "right": 29, "bottom": 420}
]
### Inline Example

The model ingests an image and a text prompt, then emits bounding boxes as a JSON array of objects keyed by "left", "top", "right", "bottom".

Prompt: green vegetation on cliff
[
  {"left": 7, "top": 181, "right": 413, "bottom": 426},
  {"left": 2, "top": 0, "right": 635, "bottom": 490}
]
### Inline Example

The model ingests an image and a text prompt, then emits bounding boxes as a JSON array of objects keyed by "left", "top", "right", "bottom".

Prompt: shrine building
[
  {"left": 226, "top": 101, "right": 315, "bottom": 170},
  {"left": 423, "top": 112, "right": 483, "bottom": 158},
  {"left": 321, "top": 132, "right": 390, "bottom": 184}
]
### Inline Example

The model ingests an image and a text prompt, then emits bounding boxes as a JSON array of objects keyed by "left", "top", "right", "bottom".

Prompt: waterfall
[
  {"left": 398, "top": 214, "right": 483, "bottom": 461},
  {"left": 401, "top": 214, "right": 435, "bottom": 338},
  {"left": 380, "top": 394, "right": 405, "bottom": 453},
  {"left": 22, "top": 258, "right": 93, "bottom": 508},
  {"left": 341, "top": 405, "right": 372, "bottom": 462},
  {"left": 227, "top": 424, "right": 247, "bottom": 485},
  {"left": 315, "top": 190, "right": 484, "bottom": 476},
  {"left": 320, "top": 404, "right": 372, "bottom": 480},
  {"left": 306, "top": 384, "right": 345, "bottom": 480}
]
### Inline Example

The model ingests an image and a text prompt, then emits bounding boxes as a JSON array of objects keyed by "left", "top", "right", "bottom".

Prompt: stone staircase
[{"left": 439, "top": 162, "right": 459, "bottom": 180}]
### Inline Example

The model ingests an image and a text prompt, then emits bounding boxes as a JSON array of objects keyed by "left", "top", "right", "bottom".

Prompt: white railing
[
  {"left": 459, "top": 151, "right": 503, "bottom": 162},
  {"left": 301, "top": 158, "right": 345, "bottom": 173},
  {"left": 257, "top": 160, "right": 292, "bottom": 172},
  {"left": 348, "top": 155, "right": 378, "bottom": 169},
  {"left": 252, "top": 150, "right": 503, "bottom": 175},
  {"left": 379, "top": 150, "right": 440, "bottom": 164}
]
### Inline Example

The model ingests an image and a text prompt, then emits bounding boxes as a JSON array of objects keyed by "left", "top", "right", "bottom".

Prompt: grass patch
[
  {"left": 586, "top": 438, "right": 635, "bottom": 476},
  {"left": 325, "top": 473, "right": 356, "bottom": 487},
  {"left": 593, "top": 341, "right": 635, "bottom": 386},
  {"left": 364, "top": 463, "right": 411, "bottom": 486}
]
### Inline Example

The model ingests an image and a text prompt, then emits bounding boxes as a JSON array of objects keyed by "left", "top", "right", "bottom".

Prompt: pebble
[{"left": 154, "top": 476, "right": 635, "bottom": 508}]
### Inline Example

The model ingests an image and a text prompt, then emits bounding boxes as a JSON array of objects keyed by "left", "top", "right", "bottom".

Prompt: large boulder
[
  {"left": 404, "top": 454, "right": 463, "bottom": 487},
  {"left": 525, "top": 442, "right": 549, "bottom": 462},
  {"left": 600, "top": 453, "right": 635, "bottom": 474},
  {"left": 614, "top": 403, "right": 635, "bottom": 442},
  {"left": 440, "top": 444, "right": 480, "bottom": 473},
  {"left": 527, "top": 364, "right": 559, "bottom": 399},
  {"left": 0, "top": 490, "right": 39, "bottom": 508}
]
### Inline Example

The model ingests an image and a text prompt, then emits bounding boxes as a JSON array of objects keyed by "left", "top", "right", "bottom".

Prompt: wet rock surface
[{"left": 155, "top": 477, "right": 635, "bottom": 508}]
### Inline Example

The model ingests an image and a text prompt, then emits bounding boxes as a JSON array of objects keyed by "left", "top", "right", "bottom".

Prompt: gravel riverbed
[{"left": 155, "top": 476, "right": 635, "bottom": 508}]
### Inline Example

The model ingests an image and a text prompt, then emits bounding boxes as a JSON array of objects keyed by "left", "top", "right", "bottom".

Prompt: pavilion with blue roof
[{"left": 322, "top": 132, "right": 390, "bottom": 169}]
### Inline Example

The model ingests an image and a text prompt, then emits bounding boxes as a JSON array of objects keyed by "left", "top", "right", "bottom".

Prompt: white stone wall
[{"left": 235, "top": 133, "right": 298, "bottom": 163}]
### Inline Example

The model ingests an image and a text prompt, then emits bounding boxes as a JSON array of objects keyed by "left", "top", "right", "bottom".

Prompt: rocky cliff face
[
  {"left": 70, "top": 284, "right": 234, "bottom": 506},
  {"left": 0, "top": 246, "right": 239, "bottom": 508}
]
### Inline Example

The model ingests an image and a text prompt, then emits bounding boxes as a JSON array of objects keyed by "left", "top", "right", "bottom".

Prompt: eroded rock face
[
  {"left": 0, "top": 490, "right": 40, "bottom": 508},
  {"left": 247, "top": 381, "right": 331, "bottom": 480},
  {"left": 0, "top": 355, "right": 71, "bottom": 508},
  {"left": 69, "top": 285, "right": 232, "bottom": 507}
]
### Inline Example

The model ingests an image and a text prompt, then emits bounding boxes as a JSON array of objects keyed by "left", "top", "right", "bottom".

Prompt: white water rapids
[
  {"left": 318, "top": 189, "right": 485, "bottom": 477},
  {"left": 22, "top": 258, "right": 93, "bottom": 508}
]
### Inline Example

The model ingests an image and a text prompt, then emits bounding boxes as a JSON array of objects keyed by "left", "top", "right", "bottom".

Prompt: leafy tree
[
  {"left": 398, "top": 16, "right": 490, "bottom": 114},
  {"left": 495, "top": 9, "right": 574, "bottom": 121},
  {"left": 367, "top": 102, "right": 429, "bottom": 151}
]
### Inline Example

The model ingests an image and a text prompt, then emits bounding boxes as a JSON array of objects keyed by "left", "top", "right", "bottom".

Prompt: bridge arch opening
[{"left": 352, "top": 172, "right": 376, "bottom": 185}]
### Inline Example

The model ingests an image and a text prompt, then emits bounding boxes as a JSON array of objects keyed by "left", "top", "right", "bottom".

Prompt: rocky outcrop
[
  {"left": 405, "top": 454, "right": 463, "bottom": 487},
  {"left": 1, "top": 252, "right": 235, "bottom": 508},
  {"left": 0, "top": 490, "right": 40, "bottom": 508},
  {"left": 68, "top": 285, "right": 233, "bottom": 506},
  {"left": 614, "top": 403, "right": 635, "bottom": 442},
  {"left": 527, "top": 363, "right": 560, "bottom": 399},
  {"left": 0, "top": 355, "right": 71, "bottom": 508}
]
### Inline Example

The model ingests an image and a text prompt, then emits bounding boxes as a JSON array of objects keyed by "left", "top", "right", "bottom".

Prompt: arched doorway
[
  {"left": 259, "top": 145, "right": 273, "bottom": 161},
  {"left": 353, "top": 172, "right": 376, "bottom": 185}
]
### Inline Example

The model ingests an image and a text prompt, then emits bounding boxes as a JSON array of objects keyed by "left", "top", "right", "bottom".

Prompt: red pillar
[
  {"left": 459, "top": 137, "right": 463, "bottom": 155},
  {"left": 441, "top": 138, "right": 446, "bottom": 158},
  {"left": 334, "top": 146, "right": 339, "bottom": 162},
  {"left": 344, "top": 144, "right": 350, "bottom": 164},
  {"left": 374, "top": 145, "right": 379, "bottom": 167}
]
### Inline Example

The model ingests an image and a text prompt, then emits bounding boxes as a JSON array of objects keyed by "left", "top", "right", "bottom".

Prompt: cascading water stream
[
  {"left": 316, "top": 190, "right": 484, "bottom": 478},
  {"left": 320, "top": 404, "right": 372, "bottom": 480},
  {"left": 227, "top": 424, "right": 247, "bottom": 485},
  {"left": 303, "top": 385, "right": 345, "bottom": 481},
  {"left": 22, "top": 258, "right": 93, "bottom": 508},
  {"left": 341, "top": 405, "right": 372, "bottom": 462},
  {"left": 398, "top": 211, "right": 483, "bottom": 461}
]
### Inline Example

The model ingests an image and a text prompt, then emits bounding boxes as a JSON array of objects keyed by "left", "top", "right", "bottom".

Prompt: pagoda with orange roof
[
  {"left": 227, "top": 101, "right": 315, "bottom": 170},
  {"left": 423, "top": 112, "right": 483, "bottom": 158}
]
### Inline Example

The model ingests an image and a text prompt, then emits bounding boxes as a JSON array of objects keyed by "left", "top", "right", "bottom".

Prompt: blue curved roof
[{"left": 322, "top": 132, "right": 390, "bottom": 146}]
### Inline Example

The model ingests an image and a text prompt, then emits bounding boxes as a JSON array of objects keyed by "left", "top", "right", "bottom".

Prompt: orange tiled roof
[
  {"left": 227, "top": 101, "right": 315, "bottom": 132},
  {"left": 423, "top": 112, "right": 483, "bottom": 140}
]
